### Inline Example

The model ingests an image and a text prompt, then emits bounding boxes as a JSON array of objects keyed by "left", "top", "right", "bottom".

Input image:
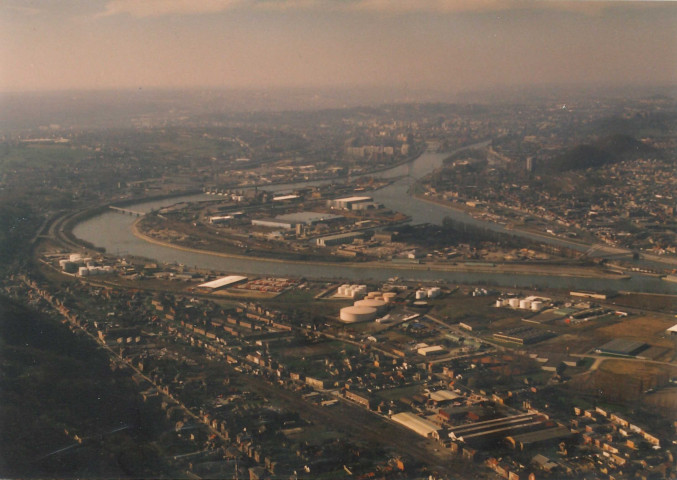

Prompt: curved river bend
[{"left": 73, "top": 150, "right": 677, "bottom": 294}]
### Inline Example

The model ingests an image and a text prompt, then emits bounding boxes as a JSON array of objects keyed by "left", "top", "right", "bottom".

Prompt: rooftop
[
  {"left": 198, "top": 275, "right": 248, "bottom": 289},
  {"left": 595, "top": 338, "right": 648, "bottom": 356},
  {"left": 274, "top": 211, "right": 344, "bottom": 225}
]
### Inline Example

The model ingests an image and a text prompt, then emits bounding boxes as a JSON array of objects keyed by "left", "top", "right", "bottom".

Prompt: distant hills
[{"left": 547, "top": 134, "right": 657, "bottom": 172}]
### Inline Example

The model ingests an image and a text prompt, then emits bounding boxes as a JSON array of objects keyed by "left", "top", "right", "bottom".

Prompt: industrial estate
[{"left": 1, "top": 87, "right": 676, "bottom": 480}]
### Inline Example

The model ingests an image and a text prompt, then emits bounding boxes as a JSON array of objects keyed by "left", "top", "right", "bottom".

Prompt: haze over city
[
  {"left": 1, "top": 0, "right": 676, "bottom": 95},
  {"left": 2, "top": 1, "right": 677, "bottom": 480}
]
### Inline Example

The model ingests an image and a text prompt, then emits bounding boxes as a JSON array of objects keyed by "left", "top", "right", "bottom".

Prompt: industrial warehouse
[
  {"left": 197, "top": 275, "right": 248, "bottom": 291},
  {"left": 251, "top": 211, "right": 345, "bottom": 229}
]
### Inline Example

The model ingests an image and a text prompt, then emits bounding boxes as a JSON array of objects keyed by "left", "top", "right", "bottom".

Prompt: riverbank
[{"left": 131, "top": 218, "right": 630, "bottom": 279}]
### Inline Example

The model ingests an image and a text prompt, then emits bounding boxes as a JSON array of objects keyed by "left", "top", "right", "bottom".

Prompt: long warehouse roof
[
  {"left": 391, "top": 412, "right": 440, "bottom": 437},
  {"left": 198, "top": 275, "right": 248, "bottom": 289}
]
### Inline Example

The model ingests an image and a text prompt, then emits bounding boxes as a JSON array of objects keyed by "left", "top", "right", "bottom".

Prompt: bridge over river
[{"left": 109, "top": 206, "right": 145, "bottom": 216}]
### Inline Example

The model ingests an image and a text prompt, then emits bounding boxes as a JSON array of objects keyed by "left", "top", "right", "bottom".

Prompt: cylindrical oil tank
[
  {"left": 496, "top": 299, "right": 504, "bottom": 308},
  {"left": 383, "top": 292, "right": 397, "bottom": 303},
  {"left": 531, "top": 301, "right": 543, "bottom": 311},
  {"left": 519, "top": 299, "right": 531, "bottom": 310},
  {"left": 354, "top": 299, "right": 387, "bottom": 314},
  {"left": 415, "top": 290, "right": 427, "bottom": 300},
  {"left": 508, "top": 298, "right": 520, "bottom": 308},
  {"left": 340, "top": 306, "right": 377, "bottom": 323}
]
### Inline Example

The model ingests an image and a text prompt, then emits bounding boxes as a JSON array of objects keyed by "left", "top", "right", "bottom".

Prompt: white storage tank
[
  {"left": 340, "top": 306, "right": 377, "bottom": 323},
  {"left": 508, "top": 298, "right": 520, "bottom": 308},
  {"left": 415, "top": 290, "right": 427, "bottom": 300},
  {"left": 383, "top": 292, "right": 397, "bottom": 303},
  {"left": 496, "top": 299, "right": 504, "bottom": 308},
  {"left": 519, "top": 299, "right": 531, "bottom": 310},
  {"left": 354, "top": 299, "right": 387, "bottom": 314},
  {"left": 531, "top": 300, "right": 543, "bottom": 311}
]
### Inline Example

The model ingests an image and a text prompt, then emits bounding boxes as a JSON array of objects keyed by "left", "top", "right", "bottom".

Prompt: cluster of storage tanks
[
  {"left": 496, "top": 297, "right": 544, "bottom": 311},
  {"left": 336, "top": 284, "right": 368, "bottom": 299},
  {"left": 77, "top": 265, "right": 114, "bottom": 276},
  {"left": 339, "top": 291, "right": 397, "bottom": 323},
  {"left": 415, "top": 287, "right": 442, "bottom": 300}
]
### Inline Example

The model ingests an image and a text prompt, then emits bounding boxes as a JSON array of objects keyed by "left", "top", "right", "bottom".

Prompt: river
[{"left": 72, "top": 147, "right": 677, "bottom": 293}]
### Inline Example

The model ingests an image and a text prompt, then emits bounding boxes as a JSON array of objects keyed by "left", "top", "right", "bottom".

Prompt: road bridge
[{"left": 109, "top": 206, "right": 145, "bottom": 216}]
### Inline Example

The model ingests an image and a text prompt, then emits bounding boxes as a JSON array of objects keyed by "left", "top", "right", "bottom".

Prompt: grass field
[
  {"left": 643, "top": 388, "right": 677, "bottom": 419},
  {"left": 275, "top": 340, "right": 353, "bottom": 359},
  {"left": 596, "top": 315, "right": 677, "bottom": 347},
  {"left": 568, "top": 358, "right": 677, "bottom": 405},
  {"left": 597, "top": 359, "right": 677, "bottom": 378}
]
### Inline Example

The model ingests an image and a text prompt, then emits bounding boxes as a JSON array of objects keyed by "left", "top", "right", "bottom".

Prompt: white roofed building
[
  {"left": 391, "top": 412, "right": 442, "bottom": 439},
  {"left": 197, "top": 275, "right": 248, "bottom": 290}
]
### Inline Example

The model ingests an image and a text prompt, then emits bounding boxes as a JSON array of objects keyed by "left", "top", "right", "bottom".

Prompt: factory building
[
  {"left": 449, "top": 413, "right": 551, "bottom": 446},
  {"left": 417, "top": 345, "right": 446, "bottom": 357},
  {"left": 316, "top": 231, "right": 365, "bottom": 247},
  {"left": 252, "top": 211, "right": 344, "bottom": 230},
  {"left": 506, "top": 426, "right": 574, "bottom": 451},
  {"left": 594, "top": 339, "right": 648, "bottom": 357},
  {"left": 271, "top": 194, "right": 300, "bottom": 203},
  {"left": 391, "top": 412, "right": 442, "bottom": 439},
  {"left": 209, "top": 215, "right": 233, "bottom": 225},
  {"left": 197, "top": 275, "right": 248, "bottom": 291},
  {"left": 327, "top": 196, "right": 373, "bottom": 210}
]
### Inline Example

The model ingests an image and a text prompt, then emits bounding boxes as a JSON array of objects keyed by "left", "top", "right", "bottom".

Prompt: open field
[
  {"left": 568, "top": 359, "right": 677, "bottom": 405},
  {"left": 596, "top": 315, "right": 677, "bottom": 348},
  {"left": 613, "top": 293, "right": 677, "bottom": 313},
  {"left": 274, "top": 340, "right": 352, "bottom": 359},
  {"left": 597, "top": 359, "right": 677, "bottom": 379},
  {"left": 642, "top": 388, "right": 677, "bottom": 419}
]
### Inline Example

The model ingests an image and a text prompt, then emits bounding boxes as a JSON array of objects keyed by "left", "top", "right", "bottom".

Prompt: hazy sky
[{"left": 1, "top": 0, "right": 675, "bottom": 93}]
